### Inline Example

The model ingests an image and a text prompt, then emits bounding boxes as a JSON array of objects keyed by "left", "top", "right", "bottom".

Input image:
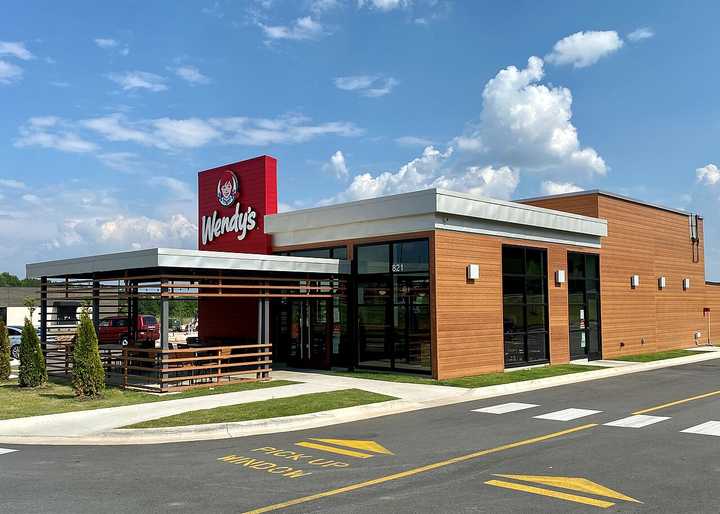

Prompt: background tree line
[{"left": 0, "top": 272, "right": 40, "bottom": 287}]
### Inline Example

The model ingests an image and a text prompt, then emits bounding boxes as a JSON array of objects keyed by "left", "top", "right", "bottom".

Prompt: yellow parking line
[
  {"left": 633, "top": 389, "right": 720, "bottom": 415},
  {"left": 485, "top": 479, "right": 615, "bottom": 509},
  {"left": 243, "top": 423, "right": 597, "bottom": 514}
]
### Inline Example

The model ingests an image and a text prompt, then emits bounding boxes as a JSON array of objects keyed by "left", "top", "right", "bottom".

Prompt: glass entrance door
[
  {"left": 285, "top": 299, "right": 332, "bottom": 369},
  {"left": 568, "top": 253, "right": 602, "bottom": 360}
]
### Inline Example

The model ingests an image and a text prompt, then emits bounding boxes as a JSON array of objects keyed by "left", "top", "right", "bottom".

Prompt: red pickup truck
[{"left": 98, "top": 315, "right": 159, "bottom": 345}]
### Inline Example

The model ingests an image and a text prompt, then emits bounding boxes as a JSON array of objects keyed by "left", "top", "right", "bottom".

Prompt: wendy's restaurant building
[{"left": 26, "top": 155, "right": 720, "bottom": 391}]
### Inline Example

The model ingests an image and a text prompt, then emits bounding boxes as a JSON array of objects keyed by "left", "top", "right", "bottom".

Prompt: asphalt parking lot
[{"left": 1, "top": 360, "right": 719, "bottom": 513}]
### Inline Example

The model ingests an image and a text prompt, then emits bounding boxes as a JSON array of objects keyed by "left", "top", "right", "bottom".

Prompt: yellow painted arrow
[
  {"left": 492, "top": 474, "right": 641, "bottom": 503},
  {"left": 310, "top": 438, "right": 394, "bottom": 455}
]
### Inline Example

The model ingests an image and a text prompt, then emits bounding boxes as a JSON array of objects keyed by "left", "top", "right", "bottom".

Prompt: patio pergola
[{"left": 26, "top": 248, "right": 349, "bottom": 392}]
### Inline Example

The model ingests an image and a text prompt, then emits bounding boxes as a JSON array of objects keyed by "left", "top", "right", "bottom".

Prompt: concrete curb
[{"left": 2, "top": 350, "right": 718, "bottom": 446}]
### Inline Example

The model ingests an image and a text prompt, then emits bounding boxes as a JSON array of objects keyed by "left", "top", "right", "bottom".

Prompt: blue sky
[{"left": 2, "top": 0, "right": 720, "bottom": 277}]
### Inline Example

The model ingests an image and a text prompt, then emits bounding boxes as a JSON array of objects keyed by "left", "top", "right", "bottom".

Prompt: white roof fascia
[
  {"left": 27, "top": 248, "right": 349, "bottom": 278},
  {"left": 266, "top": 188, "right": 607, "bottom": 248}
]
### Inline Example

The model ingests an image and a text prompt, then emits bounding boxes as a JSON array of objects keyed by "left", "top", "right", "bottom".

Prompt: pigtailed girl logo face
[{"left": 216, "top": 170, "right": 239, "bottom": 207}]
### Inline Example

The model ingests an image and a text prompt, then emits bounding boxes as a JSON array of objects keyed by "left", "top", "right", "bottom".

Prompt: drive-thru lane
[{"left": 0, "top": 360, "right": 719, "bottom": 513}]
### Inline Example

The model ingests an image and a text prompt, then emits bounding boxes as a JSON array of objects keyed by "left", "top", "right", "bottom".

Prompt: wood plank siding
[
  {"left": 432, "top": 230, "right": 586, "bottom": 379},
  {"left": 526, "top": 193, "right": 708, "bottom": 359}
]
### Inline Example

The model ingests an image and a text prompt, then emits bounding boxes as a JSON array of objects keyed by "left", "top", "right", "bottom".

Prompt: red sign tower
[{"left": 197, "top": 155, "right": 278, "bottom": 254}]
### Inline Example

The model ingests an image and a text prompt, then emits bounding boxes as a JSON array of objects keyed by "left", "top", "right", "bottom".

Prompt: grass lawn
[
  {"left": 329, "top": 364, "right": 603, "bottom": 389},
  {"left": 0, "top": 378, "right": 297, "bottom": 420},
  {"left": 612, "top": 349, "right": 698, "bottom": 363},
  {"left": 124, "top": 389, "right": 396, "bottom": 429}
]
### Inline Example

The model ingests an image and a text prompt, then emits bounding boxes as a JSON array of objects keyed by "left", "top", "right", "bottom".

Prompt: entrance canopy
[
  {"left": 26, "top": 247, "right": 350, "bottom": 279},
  {"left": 26, "top": 248, "right": 349, "bottom": 392}
]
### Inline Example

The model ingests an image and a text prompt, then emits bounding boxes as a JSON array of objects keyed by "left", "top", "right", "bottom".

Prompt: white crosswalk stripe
[
  {"left": 604, "top": 415, "right": 670, "bottom": 428},
  {"left": 0, "top": 448, "right": 18, "bottom": 456},
  {"left": 681, "top": 420, "right": 720, "bottom": 437},
  {"left": 533, "top": 408, "right": 602, "bottom": 421},
  {"left": 472, "top": 402, "right": 539, "bottom": 414}
]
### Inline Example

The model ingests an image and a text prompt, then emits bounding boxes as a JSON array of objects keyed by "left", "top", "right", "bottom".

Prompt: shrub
[
  {"left": 72, "top": 309, "right": 105, "bottom": 398},
  {"left": 18, "top": 318, "right": 47, "bottom": 388},
  {"left": 0, "top": 321, "right": 10, "bottom": 381}
]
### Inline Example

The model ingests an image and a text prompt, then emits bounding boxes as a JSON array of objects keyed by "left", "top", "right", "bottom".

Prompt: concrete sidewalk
[
  {"left": 0, "top": 372, "right": 463, "bottom": 439},
  {"left": 1, "top": 348, "right": 718, "bottom": 445}
]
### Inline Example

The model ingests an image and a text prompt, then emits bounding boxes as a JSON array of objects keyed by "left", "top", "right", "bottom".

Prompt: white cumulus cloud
[
  {"left": 321, "top": 145, "right": 520, "bottom": 205},
  {"left": 94, "top": 38, "right": 118, "bottom": 49},
  {"left": 457, "top": 56, "right": 607, "bottom": 175},
  {"left": 0, "top": 41, "right": 34, "bottom": 60},
  {"left": 259, "top": 17, "right": 325, "bottom": 41},
  {"left": 56, "top": 214, "right": 196, "bottom": 251},
  {"left": 627, "top": 27, "right": 654, "bottom": 42},
  {"left": 540, "top": 180, "right": 583, "bottom": 195},
  {"left": 174, "top": 65, "right": 211, "bottom": 85},
  {"left": 17, "top": 112, "right": 363, "bottom": 154},
  {"left": 310, "top": 0, "right": 340, "bottom": 14},
  {"left": 545, "top": 30, "right": 624, "bottom": 68},
  {"left": 0, "top": 60, "right": 23, "bottom": 84},
  {"left": 15, "top": 117, "right": 98, "bottom": 153},
  {"left": 0, "top": 179, "right": 26, "bottom": 189},
  {"left": 357, "top": 0, "right": 411, "bottom": 11},
  {"left": 697, "top": 164, "right": 720, "bottom": 186},
  {"left": 324, "top": 150, "right": 349, "bottom": 179},
  {"left": 433, "top": 165, "right": 519, "bottom": 199},
  {"left": 107, "top": 71, "right": 167, "bottom": 92},
  {"left": 334, "top": 75, "right": 398, "bottom": 97},
  {"left": 94, "top": 37, "right": 129, "bottom": 55},
  {"left": 396, "top": 136, "right": 434, "bottom": 147}
]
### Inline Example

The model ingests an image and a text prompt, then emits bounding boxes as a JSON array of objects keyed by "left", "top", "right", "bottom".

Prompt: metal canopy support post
[
  {"left": 160, "top": 294, "right": 170, "bottom": 392},
  {"left": 92, "top": 277, "right": 100, "bottom": 334},
  {"left": 130, "top": 281, "right": 138, "bottom": 343},
  {"left": 161, "top": 296, "right": 169, "bottom": 350},
  {"left": 256, "top": 296, "right": 271, "bottom": 380},
  {"left": 40, "top": 277, "right": 47, "bottom": 350}
]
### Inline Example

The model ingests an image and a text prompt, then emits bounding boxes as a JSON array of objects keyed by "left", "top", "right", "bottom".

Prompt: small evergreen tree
[
  {"left": 18, "top": 317, "right": 47, "bottom": 388},
  {"left": 72, "top": 308, "right": 105, "bottom": 398},
  {"left": 0, "top": 321, "right": 11, "bottom": 381}
]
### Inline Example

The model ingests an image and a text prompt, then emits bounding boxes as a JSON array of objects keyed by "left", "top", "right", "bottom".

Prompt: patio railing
[{"left": 44, "top": 342, "right": 272, "bottom": 393}]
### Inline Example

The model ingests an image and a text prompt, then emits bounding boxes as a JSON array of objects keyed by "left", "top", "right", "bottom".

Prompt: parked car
[
  {"left": 7, "top": 325, "right": 22, "bottom": 360},
  {"left": 98, "top": 315, "right": 159, "bottom": 346}
]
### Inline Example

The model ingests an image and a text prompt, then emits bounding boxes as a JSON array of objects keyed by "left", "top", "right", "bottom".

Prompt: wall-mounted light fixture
[
  {"left": 555, "top": 270, "right": 566, "bottom": 286},
  {"left": 658, "top": 276, "right": 666, "bottom": 290},
  {"left": 467, "top": 264, "right": 480, "bottom": 281},
  {"left": 631, "top": 275, "right": 640, "bottom": 288},
  {"left": 683, "top": 278, "right": 691, "bottom": 290}
]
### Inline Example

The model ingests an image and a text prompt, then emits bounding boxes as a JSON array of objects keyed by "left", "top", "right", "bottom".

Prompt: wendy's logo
[
  {"left": 216, "top": 170, "right": 239, "bottom": 207},
  {"left": 202, "top": 168, "right": 257, "bottom": 245}
]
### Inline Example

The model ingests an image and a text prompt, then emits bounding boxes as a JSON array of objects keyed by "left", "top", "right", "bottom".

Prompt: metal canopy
[{"left": 26, "top": 247, "right": 351, "bottom": 279}]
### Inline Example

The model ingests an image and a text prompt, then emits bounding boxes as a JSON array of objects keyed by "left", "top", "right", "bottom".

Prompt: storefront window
[
  {"left": 356, "top": 239, "right": 431, "bottom": 373},
  {"left": 502, "top": 246, "right": 549, "bottom": 366},
  {"left": 392, "top": 240, "right": 429, "bottom": 273},
  {"left": 357, "top": 244, "right": 390, "bottom": 274}
]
